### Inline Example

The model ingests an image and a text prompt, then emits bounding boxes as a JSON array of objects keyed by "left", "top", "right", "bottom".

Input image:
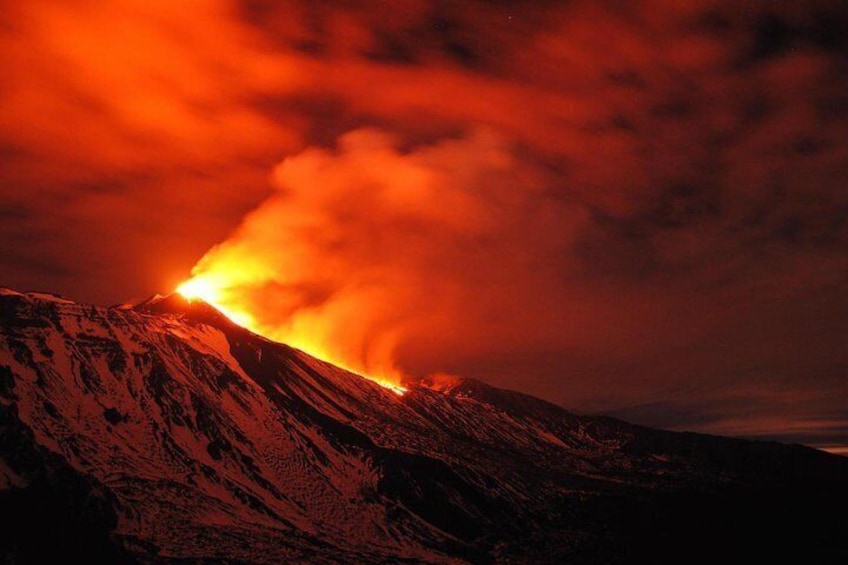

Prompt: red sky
[{"left": 1, "top": 0, "right": 847, "bottom": 452}]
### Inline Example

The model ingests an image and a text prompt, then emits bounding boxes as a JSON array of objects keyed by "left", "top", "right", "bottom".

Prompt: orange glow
[
  {"left": 176, "top": 276, "right": 257, "bottom": 329},
  {"left": 176, "top": 275, "right": 406, "bottom": 396},
  {"left": 168, "top": 130, "right": 516, "bottom": 402}
]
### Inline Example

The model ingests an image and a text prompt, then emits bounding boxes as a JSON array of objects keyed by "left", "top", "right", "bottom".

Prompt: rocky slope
[{"left": 1, "top": 288, "right": 846, "bottom": 563}]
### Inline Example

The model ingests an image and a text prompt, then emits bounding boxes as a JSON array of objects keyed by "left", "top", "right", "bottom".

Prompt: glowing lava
[
  {"left": 176, "top": 277, "right": 257, "bottom": 329},
  {"left": 175, "top": 277, "right": 406, "bottom": 396}
]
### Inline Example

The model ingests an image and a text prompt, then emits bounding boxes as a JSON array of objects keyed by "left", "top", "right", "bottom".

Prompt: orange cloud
[{"left": 180, "top": 128, "right": 538, "bottom": 382}]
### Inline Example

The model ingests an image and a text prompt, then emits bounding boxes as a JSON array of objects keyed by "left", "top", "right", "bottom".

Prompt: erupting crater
[{"left": 175, "top": 279, "right": 407, "bottom": 395}]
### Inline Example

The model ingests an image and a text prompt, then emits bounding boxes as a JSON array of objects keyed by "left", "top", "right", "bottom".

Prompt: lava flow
[{"left": 176, "top": 277, "right": 407, "bottom": 395}]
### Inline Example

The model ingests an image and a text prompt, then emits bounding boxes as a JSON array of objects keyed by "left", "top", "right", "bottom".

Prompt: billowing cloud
[
  {"left": 181, "top": 127, "right": 581, "bottom": 379},
  {"left": 1, "top": 0, "right": 847, "bottom": 449}
]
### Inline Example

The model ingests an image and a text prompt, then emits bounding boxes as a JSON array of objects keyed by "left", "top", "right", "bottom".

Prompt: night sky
[{"left": 1, "top": 0, "right": 847, "bottom": 453}]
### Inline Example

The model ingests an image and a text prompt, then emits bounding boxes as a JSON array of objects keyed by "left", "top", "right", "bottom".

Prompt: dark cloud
[{"left": 1, "top": 0, "right": 847, "bottom": 451}]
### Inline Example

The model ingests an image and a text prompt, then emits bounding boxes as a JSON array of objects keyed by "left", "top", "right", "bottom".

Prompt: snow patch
[{"left": 27, "top": 291, "right": 75, "bottom": 304}]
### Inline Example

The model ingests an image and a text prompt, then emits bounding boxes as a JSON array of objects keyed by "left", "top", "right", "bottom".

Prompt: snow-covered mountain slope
[{"left": 1, "top": 288, "right": 846, "bottom": 564}]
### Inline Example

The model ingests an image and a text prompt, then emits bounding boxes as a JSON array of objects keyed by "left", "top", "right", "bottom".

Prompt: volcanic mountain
[{"left": 1, "top": 288, "right": 846, "bottom": 563}]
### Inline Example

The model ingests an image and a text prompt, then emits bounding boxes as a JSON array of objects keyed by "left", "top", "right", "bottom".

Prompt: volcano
[{"left": 0, "top": 287, "right": 846, "bottom": 563}]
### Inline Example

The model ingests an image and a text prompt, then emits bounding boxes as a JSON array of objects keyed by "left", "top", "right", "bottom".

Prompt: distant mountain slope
[{"left": 1, "top": 288, "right": 846, "bottom": 564}]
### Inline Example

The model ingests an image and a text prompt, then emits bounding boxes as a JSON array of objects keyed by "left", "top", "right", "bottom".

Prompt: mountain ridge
[{"left": 1, "top": 287, "right": 846, "bottom": 563}]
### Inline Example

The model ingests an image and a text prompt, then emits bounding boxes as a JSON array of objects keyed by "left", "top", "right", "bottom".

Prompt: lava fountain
[{"left": 176, "top": 275, "right": 407, "bottom": 396}]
